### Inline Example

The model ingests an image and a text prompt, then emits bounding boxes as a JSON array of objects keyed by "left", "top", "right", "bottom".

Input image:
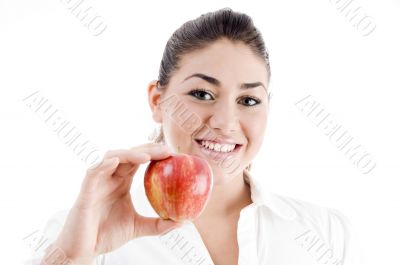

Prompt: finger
[
  {"left": 100, "top": 157, "right": 120, "bottom": 175},
  {"left": 132, "top": 144, "right": 175, "bottom": 161},
  {"left": 106, "top": 146, "right": 173, "bottom": 164},
  {"left": 87, "top": 157, "right": 120, "bottom": 176},
  {"left": 82, "top": 157, "right": 120, "bottom": 192},
  {"left": 104, "top": 150, "right": 152, "bottom": 164},
  {"left": 133, "top": 215, "right": 182, "bottom": 238},
  {"left": 131, "top": 142, "right": 174, "bottom": 153},
  {"left": 112, "top": 163, "right": 134, "bottom": 178}
]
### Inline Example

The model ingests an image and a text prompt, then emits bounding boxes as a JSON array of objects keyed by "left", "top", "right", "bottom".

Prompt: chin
[{"left": 210, "top": 162, "right": 246, "bottom": 186}]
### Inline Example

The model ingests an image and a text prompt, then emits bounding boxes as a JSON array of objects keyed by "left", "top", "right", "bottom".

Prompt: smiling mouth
[{"left": 194, "top": 139, "right": 242, "bottom": 153}]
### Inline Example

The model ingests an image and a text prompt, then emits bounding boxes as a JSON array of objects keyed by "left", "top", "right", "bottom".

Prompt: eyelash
[{"left": 188, "top": 88, "right": 262, "bottom": 107}]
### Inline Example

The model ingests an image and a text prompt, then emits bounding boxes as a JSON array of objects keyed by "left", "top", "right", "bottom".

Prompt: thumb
[
  {"left": 133, "top": 215, "right": 182, "bottom": 238},
  {"left": 157, "top": 219, "right": 183, "bottom": 235}
]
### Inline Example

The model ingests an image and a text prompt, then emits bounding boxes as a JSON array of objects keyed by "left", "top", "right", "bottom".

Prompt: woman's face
[{"left": 149, "top": 38, "right": 270, "bottom": 185}]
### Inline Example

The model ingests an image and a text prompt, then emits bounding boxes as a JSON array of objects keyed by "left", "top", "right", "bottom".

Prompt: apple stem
[{"left": 177, "top": 145, "right": 181, "bottom": 153}]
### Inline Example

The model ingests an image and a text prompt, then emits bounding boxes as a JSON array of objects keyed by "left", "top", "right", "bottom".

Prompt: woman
[{"left": 32, "top": 8, "right": 358, "bottom": 265}]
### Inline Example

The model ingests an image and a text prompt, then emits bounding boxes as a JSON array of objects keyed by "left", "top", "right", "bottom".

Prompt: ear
[{"left": 147, "top": 80, "right": 163, "bottom": 123}]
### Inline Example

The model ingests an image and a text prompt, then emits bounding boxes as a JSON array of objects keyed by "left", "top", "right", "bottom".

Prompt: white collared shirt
[{"left": 25, "top": 170, "right": 360, "bottom": 265}]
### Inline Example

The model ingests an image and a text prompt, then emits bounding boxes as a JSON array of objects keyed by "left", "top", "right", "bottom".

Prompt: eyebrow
[{"left": 181, "top": 73, "right": 267, "bottom": 91}]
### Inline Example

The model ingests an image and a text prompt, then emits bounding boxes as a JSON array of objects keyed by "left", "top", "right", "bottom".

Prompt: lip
[
  {"left": 194, "top": 139, "right": 242, "bottom": 162},
  {"left": 195, "top": 138, "right": 243, "bottom": 145}
]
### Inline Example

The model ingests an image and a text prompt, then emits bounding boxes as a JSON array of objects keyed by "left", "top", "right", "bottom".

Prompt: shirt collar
[{"left": 243, "top": 169, "right": 297, "bottom": 221}]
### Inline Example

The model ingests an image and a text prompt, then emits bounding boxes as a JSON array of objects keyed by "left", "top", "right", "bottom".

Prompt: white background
[{"left": 1, "top": 0, "right": 399, "bottom": 264}]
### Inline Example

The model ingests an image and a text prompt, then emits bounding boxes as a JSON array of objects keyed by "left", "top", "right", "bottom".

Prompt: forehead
[{"left": 170, "top": 39, "right": 269, "bottom": 86}]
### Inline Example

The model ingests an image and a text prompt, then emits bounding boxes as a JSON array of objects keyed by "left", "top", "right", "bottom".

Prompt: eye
[
  {"left": 238, "top": 96, "right": 261, "bottom": 107},
  {"left": 188, "top": 89, "right": 214, "bottom": 101}
]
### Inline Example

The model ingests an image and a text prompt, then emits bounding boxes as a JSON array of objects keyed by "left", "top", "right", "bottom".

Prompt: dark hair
[{"left": 157, "top": 7, "right": 271, "bottom": 88}]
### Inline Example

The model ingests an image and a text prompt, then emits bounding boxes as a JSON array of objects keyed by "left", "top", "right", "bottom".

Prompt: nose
[{"left": 208, "top": 101, "right": 240, "bottom": 134}]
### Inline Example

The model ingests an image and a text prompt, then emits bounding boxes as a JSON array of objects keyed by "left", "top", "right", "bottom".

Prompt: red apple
[{"left": 144, "top": 153, "right": 213, "bottom": 222}]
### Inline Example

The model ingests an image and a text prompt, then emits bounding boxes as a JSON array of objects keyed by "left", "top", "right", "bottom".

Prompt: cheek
[
  {"left": 243, "top": 111, "right": 268, "bottom": 146},
  {"left": 163, "top": 119, "right": 181, "bottom": 140},
  {"left": 161, "top": 112, "right": 196, "bottom": 150}
]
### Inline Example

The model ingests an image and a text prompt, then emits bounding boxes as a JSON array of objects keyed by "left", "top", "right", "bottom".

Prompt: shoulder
[
  {"left": 276, "top": 193, "right": 351, "bottom": 228},
  {"left": 266, "top": 192, "right": 360, "bottom": 265},
  {"left": 269, "top": 192, "right": 352, "bottom": 237}
]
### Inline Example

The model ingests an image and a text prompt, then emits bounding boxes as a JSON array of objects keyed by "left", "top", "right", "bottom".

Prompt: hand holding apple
[{"left": 46, "top": 144, "right": 182, "bottom": 265}]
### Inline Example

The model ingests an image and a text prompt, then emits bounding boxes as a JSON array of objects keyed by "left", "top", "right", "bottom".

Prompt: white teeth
[
  {"left": 200, "top": 140, "right": 236, "bottom": 153},
  {"left": 221, "top": 145, "right": 228, "bottom": 152},
  {"left": 214, "top": 143, "right": 221, "bottom": 152}
]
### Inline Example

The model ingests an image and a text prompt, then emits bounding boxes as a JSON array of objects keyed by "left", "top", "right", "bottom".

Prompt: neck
[{"left": 197, "top": 171, "right": 252, "bottom": 220}]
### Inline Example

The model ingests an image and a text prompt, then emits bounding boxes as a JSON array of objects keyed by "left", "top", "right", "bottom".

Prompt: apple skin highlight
[{"left": 144, "top": 153, "right": 213, "bottom": 222}]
